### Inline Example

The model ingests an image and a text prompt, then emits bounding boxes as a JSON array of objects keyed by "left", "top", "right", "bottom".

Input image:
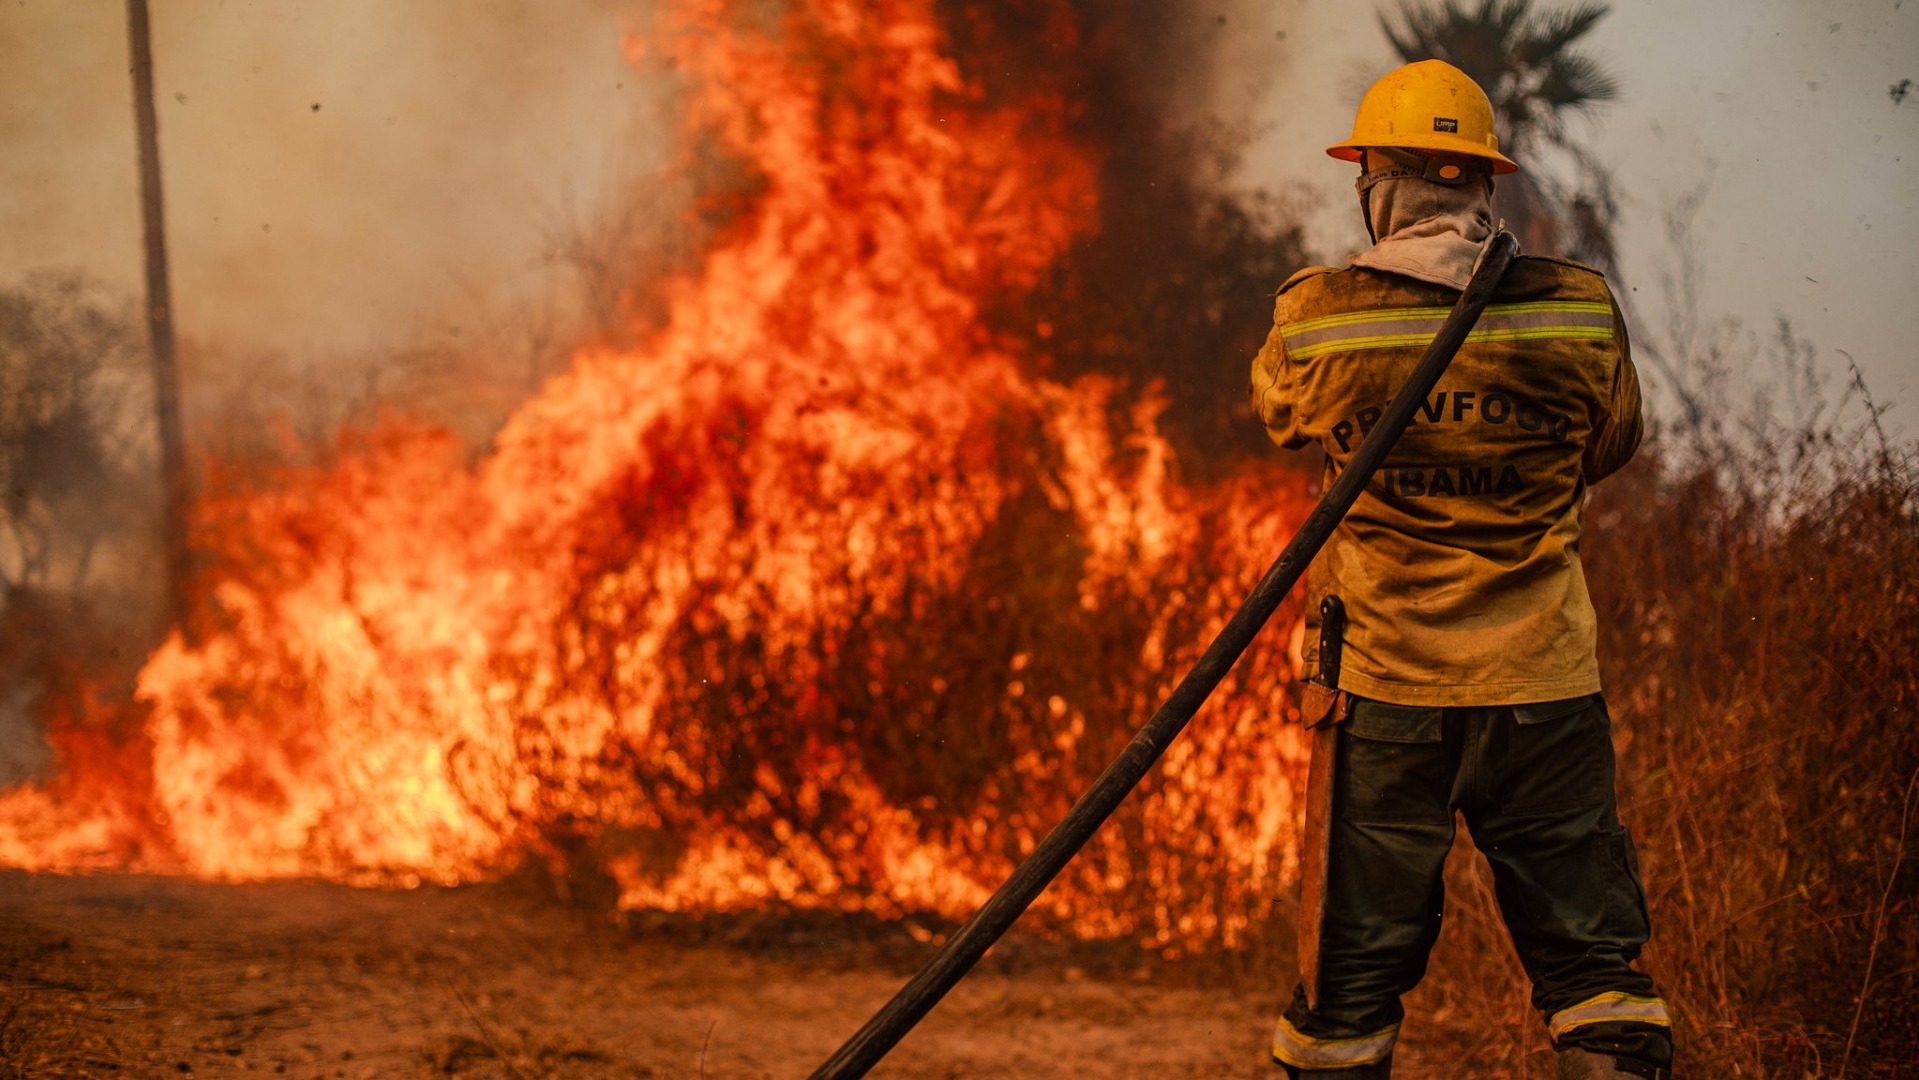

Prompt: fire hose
[{"left": 808, "top": 230, "right": 1519, "bottom": 1080}]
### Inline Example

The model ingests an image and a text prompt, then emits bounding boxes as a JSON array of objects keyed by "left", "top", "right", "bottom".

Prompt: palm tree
[{"left": 1380, "top": 0, "right": 1620, "bottom": 268}]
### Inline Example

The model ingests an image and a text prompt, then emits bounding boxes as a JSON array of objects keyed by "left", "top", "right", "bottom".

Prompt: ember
[{"left": 0, "top": 0, "right": 1316, "bottom": 954}]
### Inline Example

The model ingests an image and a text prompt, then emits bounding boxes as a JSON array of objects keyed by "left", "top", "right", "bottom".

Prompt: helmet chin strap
[{"left": 1355, "top": 147, "right": 1490, "bottom": 244}]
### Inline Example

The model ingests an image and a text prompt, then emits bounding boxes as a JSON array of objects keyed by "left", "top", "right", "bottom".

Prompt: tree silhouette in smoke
[
  {"left": 1381, "top": 0, "right": 1621, "bottom": 270},
  {"left": 940, "top": 1, "right": 1313, "bottom": 473}
]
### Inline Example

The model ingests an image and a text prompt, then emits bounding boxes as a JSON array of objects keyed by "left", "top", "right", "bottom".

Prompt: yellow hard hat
[{"left": 1327, "top": 59, "right": 1518, "bottom": 174}]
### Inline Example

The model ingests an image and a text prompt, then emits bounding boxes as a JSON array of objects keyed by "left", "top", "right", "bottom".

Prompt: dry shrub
[{"left": 1400, "top": 389, "right": 1919, "bottom": 1077}]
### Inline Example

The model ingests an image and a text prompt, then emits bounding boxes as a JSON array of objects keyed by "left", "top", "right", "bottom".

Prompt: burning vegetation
[
  {"left": 1, "top": 0, "right": 1915, "bottom": 1075},
  {"left": 0, "top": 0, "right": 1315, "bottom": 953}
]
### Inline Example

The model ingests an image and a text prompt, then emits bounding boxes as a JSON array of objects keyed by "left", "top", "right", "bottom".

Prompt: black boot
[
  {"left": 1556, "top": 1047, "right": 1671, "bottom": 1079},
  {"left": 1281, "top": 1057, "right": 1392, "bottom": 1079}
]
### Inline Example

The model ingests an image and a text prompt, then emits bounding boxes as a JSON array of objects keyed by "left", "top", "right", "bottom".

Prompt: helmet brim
[{"left": 1326, "top": 138, "right": 1519, "bottom": 175}]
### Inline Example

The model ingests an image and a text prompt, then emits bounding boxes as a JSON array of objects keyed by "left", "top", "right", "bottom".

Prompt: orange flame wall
[{"left": 0, "top": 0, "right": 1316, "bottom": 953}]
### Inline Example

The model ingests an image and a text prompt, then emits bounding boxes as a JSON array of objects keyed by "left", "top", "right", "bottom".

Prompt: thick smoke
[
  {"left": 932, "top": 1, "right": 1309, "bottom": 471},
  {"left": 0, "top": 0, "right": 678, "bottom": 442}
]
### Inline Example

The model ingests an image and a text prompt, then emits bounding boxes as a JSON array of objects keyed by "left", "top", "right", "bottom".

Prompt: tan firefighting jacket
[{"left": 1250, "top": 255, "right": 1642, "bottom": 706}]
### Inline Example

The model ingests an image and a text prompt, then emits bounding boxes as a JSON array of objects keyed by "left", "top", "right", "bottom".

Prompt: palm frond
[
  {"left": 1535, "top": 52, "right": 1621, "bottom": 111},
  {"left": 1534, "top": 2, "right": 1611, "bottom": 56},
  {"left": 1484, "top": 0, "right": 1529, "bottom": 45},
  {"left": 1380, "top": 10, "right": 1423, "bottom": 64},
  {"left": 1381, "top": 0, "right": 1515, "bottom": 94}
]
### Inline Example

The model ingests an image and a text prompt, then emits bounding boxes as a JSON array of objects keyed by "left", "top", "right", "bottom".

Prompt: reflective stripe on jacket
[{"left": 1249, "top": 255, "right": 1642, "bottom": 706}]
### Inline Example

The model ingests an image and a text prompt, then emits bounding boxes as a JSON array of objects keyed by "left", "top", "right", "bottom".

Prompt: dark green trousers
[{"left": 1276, "top": 694, "right": 1673, "bottom": 1072}]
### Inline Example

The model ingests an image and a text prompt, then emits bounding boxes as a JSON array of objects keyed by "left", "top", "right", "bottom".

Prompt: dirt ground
[{"left": 0, "top": 869, "right": 1362, "bottom": 1079}]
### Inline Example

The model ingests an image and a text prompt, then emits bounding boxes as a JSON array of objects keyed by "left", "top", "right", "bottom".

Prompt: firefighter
[{"left": 1249, "top": 60, "right": 1673, "bottom": 1079}]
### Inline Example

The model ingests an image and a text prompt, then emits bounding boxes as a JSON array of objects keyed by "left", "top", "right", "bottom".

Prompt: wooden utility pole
[{"left": 126, "top": 0, "right": 193, "bottom": 636}]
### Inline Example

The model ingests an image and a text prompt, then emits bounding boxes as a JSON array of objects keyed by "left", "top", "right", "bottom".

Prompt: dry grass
[{"left": 1388, "top": 398, "right": 1919, "bottom": 1077}]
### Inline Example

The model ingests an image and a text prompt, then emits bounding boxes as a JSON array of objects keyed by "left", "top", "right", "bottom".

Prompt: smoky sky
[
  {"left": 0, "top": 0, "right": 670, "bottom": 363},
  {"left": 2, "top": 0, "right": 1912, "bottom": 431},
  {"left": 1, "top": 0, "right": 1291, "bottom": 450}
]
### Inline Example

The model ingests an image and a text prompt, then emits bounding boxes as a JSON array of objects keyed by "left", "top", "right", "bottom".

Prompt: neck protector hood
[{"left": 1351, "top": 174, "right": 1499, "bottom": 290}]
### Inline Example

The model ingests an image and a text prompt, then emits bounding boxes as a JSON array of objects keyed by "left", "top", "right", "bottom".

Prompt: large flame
[{"left": 0, "top": 0, "right": 1316, "bottom": 952}]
